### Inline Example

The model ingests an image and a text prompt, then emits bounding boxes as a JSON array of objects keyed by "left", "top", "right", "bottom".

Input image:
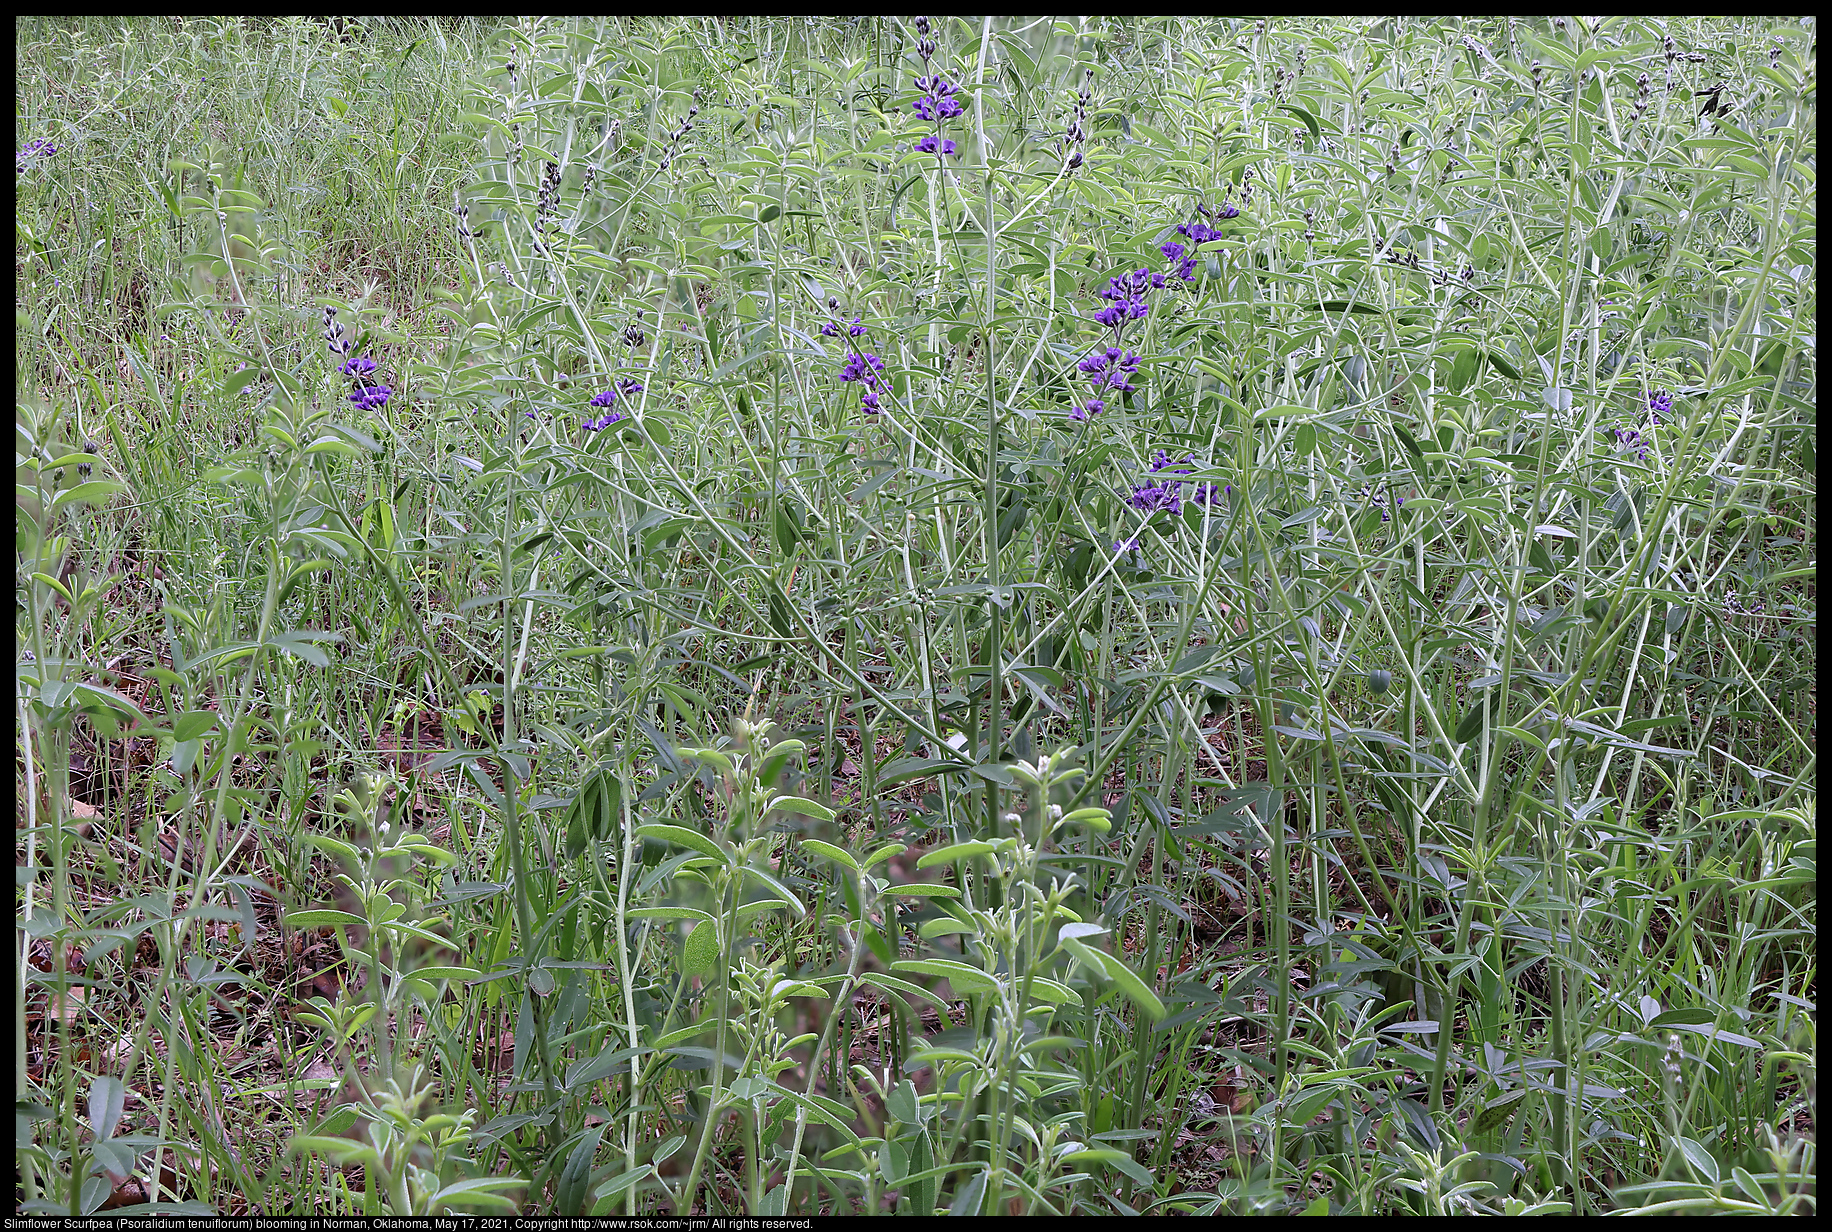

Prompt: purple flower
[
  {"left": 1127, "top": 451, "right": 1199, "bottom": 515},
  {"left": 617, "top": 377, "right": 645, "bottom": 399},
  {"left": 1113, "top": 536, "right": 1141, "bottom": 553},
  {"left": 590, "top": 389, "right": 619, "bottom": 408},
  {"left": 1646, "top": 389, "right": 1672, "bottom": 421},
  {"left": 849, "top": 317, "right": 867, "bottom": 337},
  {"left": 840, "top": 352, "right": 885, "bottom": 386},
  {"left": 915, "top": 133, "right": 959, "bottom": 157},
  {"left": 820, "top": 320, "right": 839, "bottom": 337},
  {"left": 348, "top": 385, "right": 392, "bottom": 411},
  {"left": 913, "top": 75, "right": 965, "bottom": 121},
  {"left": 1069, "top": 398, "right": 1105, "bottom": 422},
  {"left": 1128, "top": 482, "right": 1181, "bottom": 514},
  {"left": 338, "top": 355, "right": 377, "bottom": 378},
  {"left": 583, "top": 410, "right": 625, "bottom": 431},
  {"left": 1160, "top": 241, "right": 1185, "bottom": 263},
  {"left": 1077, "top": 348, "right": 1141, "bottom": 393},
  {"left": 860, "top": 388, "right": 881, "bottom": 414},
  {"left": 15, "top": 138, "right": 56, "bottom": 172}
]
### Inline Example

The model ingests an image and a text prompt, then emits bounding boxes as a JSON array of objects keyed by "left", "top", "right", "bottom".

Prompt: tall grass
[{"left": 17, "top": 15, "right": 1815, "bottom": 1216}]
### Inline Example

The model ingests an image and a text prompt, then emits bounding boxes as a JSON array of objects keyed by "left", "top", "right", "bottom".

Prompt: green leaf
[
  {"left": 1448, "top": 347, "right": 1480, "bottom": 392},
  {"left": 1675, "top": 1136, "right": 1720, "bottom": 1186},
  {"left": 1060, "top": 938, "right": 1166, "bottom": 1019},
  {"left": 768, "top": 795, "right": 835, "bottom": 821},
  {"left": 799, "top": 839, "right": 858, "bottom": 871},
  {"left": 915, "top": 840, "right": 998, "bottom": 869},
  {"left": 636, "top": 823, "right": 728, "bottom": 865},
  {"left": 1062, "top": 1148, "right": 1155, "bottom": 1188},
  {"left": 1279, "top": 103, "right": 1321, "bottom": 144},
  {"left": 883, "top": 883, "right": 961, "bottom": 897},
  {"left": 172, "top": 710, "right": 218, "bottom": 742},
  {"left": 890, "top": 958, "right": 1000, "bottom": 997},
  {"left": 628, "top": 906, "right": 713, "bottom": 923},
  {"left": 285, "top": 909, "right": 366, "bottom": 928},
  {"left": 682, "top": 919, "right": 720, "bottom": 977},
  {"left": 860, "top": 971, "right": 953, "bottom": 1012},
  {"left": 49, "top": 480, "right": 125, "bottom": 509},
  {"left": 221, "top": 367, "right": 264, "bottom": 398},
  {"left": 88, "top": 1075, "right": 126, "bottom": 1141},
  {"left": 590, "top": 1168, "right": 653, "bottom": 1214}
]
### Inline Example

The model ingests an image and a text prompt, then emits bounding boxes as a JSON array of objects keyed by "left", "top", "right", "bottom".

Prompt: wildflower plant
[{"left": 13, "top": 14, "right": 1814, "bottom": 1222}]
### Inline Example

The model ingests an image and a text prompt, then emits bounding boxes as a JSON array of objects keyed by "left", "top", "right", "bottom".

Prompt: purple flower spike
[
  {"left": 15, "top": 138, "right": 56, "bottom": 172},
  {"left": 912, "top": 74, "right": 965, "bottom": 121},
  {"left": 348, "top": 385, "right": 392, "bottom": 411},
  {"left": 839, "top": 352, "right": 885, "bottom": 386}
]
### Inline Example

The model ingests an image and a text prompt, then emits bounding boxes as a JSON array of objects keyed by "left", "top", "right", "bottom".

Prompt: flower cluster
[
  {"left": 1356, "top": 482, "right": 1404, "bottom": 522},
  {"left": 658, "top": 90, "right": 702, "bottom": 175},
  {"left": 1608, "top": 426, "right": 1651, "bottom": 463},
  {"left": 349, "top": 383, "right": 393, "bottom": 412},
  {"left": 911, "top": 18, "right": 965, "bottom": 158},
  {"left": 839, "top": 351, "right": 886, "bottom": 414},
  {"left": 820, "top": 315, "right": 868, "bottom": 338},
  {"left": 323, "top": 306, "right": 392, "bottom": 411},
  {"left": 1127, "top": 451, "right": 1224, "bottom": 516},
  {"left": 16, "top": 138, "right": 56, "bottom": 172},
  {"left": 1070, "top": 346, "right": 1142, "bottom": 422},
  {"left": 1094, "top": 268, "right": 1165, "bottom": 329},
  {"left": 1060, "top": 68, "right": 1092, "bottom": 170},
  {"left": 534, "top": 160, "right": 563, "bottom": 242},
  {"left": 1645, "top": 388, "right": 1672, "bottom": 421},
  {"left": 584, "top": 378, "right": 645, "bottom": 431},
  {"left": 1159, "top": 202, "right": 1238, "bottom": 282},
  {"left": 1723, "top": 586, "right": 1766, "bottom": 617},
  {"left": 912, "top": 74, "right": 964, "bottom": 121}
]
